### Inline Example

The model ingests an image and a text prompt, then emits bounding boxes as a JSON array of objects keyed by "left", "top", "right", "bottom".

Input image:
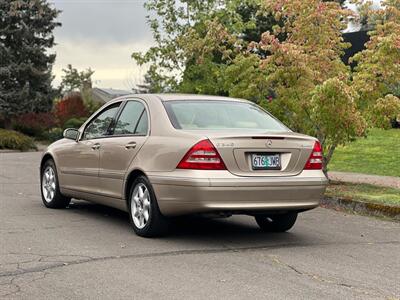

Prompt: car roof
[
  {"left": 153, "top": 94, "right": 249, "bottom": 103},
  {"left": 109, "top": 93, "right": 251, "bottom": 104}
]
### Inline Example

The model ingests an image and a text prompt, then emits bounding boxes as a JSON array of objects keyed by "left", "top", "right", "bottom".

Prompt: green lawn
[
  {"left": 326, "top": 182, "right": 400, "bottom": 207},
  {"left": 328, "top": 128, "right": 400, "bottom": 177}
]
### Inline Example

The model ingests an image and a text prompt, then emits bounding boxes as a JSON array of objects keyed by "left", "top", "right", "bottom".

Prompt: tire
[
  {"left": 40, "top": 159, "right": 71, "bottom": 209},
  {"left": 255, "top": 212, "right": 298, "bottom": 232},
  {"left": 128, "top": 175, "right": 168, "bottom": 237}
]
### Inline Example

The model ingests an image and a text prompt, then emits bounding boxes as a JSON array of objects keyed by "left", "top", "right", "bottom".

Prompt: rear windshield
[{"left": 163, "top": 100, "right": 288, "bottom": 131}]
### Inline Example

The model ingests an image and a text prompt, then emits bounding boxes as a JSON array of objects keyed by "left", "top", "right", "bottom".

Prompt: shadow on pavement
[{"left": 64, "top": 200, "right": 307, "bottom": 247}]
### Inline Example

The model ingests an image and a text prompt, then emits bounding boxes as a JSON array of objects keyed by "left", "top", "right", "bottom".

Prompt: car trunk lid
[{"left": 201, "top": 130, "right": 316, "bottom": 177}]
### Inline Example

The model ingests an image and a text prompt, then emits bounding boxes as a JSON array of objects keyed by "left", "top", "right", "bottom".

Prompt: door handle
[
  {"left": 125, "top": 142, "right": 137, "bottom": 149},
  {"left": 91, "top": 143, "right": 100, "bottom": 150}
]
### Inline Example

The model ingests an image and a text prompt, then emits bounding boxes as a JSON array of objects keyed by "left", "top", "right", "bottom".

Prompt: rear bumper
[{"left": 148, "top": 170, "right": 328, "bottom": 216}]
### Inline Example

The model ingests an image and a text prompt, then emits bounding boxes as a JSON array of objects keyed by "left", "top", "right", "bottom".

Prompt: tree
[
  {"left": 134, "top": 0, "right": 346, "bottom": 94},
  {"left": 135, "top": 0, "right": 396, "bottom": 171},
  {"left": 54, "top": 93, "right": 88, "bottom": 127},
  {"left": 351, "top": 0, "right": 400, "bottom": 127},
  {"left": 60, "top": 64, "right": 94, "bottom": 94},
  {"left": 239, "top": 0, "right": 366, "bottom": 170},
  {"left": 0, "top": 0, "right": 60, "bottom": 128},
  {"left": 59, "top": 64, "right": 99, "bottom": 114},
  {"left": 309, "top": 78, "right": 366, "bottom": 164},
  {"left": 132, "top": 0, "right": 260, "bottom": 93},
  {"left": 138, "top": 0, "right": 367, "bottom": 171}
]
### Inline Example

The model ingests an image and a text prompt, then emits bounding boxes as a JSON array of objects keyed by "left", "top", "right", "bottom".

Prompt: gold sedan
[{"left": 40, "top": 94, "right": 328, "bottom": 237}]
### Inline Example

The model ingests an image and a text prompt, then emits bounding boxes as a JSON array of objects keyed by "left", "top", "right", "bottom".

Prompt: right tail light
[{"left": 304, "top": 141, "right": 323, "bottom": 170}]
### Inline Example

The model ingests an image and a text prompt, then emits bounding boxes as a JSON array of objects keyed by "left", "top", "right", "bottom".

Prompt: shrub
[
  {"left": 12, "top": 112, "right": 56, "bottom": 138},
  {"left": 0, "top": 129, "right": 37, "bottom": 151},
  {"left": 63, "top": 117, "right": 87, "bottom": 130},
  {"left": 370, "top": 94, "right": 400, "bottom": 129},
  {"left": 42, "top": 127, "right": 64, "bottom": 143},
  {"left": 54, "top": 93, "right": 89, "bottom": 126}
]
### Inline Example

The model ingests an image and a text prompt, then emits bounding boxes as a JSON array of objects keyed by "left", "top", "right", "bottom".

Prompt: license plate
[{"left": 251, "top": 154, "right": 281, "bottom": 170}]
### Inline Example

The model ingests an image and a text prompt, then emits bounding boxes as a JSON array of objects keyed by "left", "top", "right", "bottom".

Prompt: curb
[
  {"left": 321, "top": 197, "right": 400, "bottom": 221},
  {"left": 0, "top": 149, "right": 20, "bottom": 153},
  {"left": 0, "top": 149, "right": 40, "bottom": 154}
]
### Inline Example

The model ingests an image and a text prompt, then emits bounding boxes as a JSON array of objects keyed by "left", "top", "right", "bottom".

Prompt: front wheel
[
  {"left": 41, "top": 159, "right": 71, "bottom": 209},
  {"left": 255, "top": 212, "right": 298, "bottom": 232},
  {"left": 128, "top": 176, "right": 168, "bottom": 237}
]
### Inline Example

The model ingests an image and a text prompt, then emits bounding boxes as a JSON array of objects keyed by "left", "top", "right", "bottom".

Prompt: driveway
[{"left": 1, "top": 152, "right": 399, "bottom": 299}]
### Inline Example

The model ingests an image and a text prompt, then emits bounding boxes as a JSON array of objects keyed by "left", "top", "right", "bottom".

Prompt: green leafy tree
[
  {"left": 252, "top": 0, "right": 366, "bottom": 170},
  {"left": 152, "top": 0, "right": 366, "bottom": 171},
  {"left": 309, "top": 78, "right": 366, "bottom": 164},
  {"left": 60, "top": 64, "right": 94, "bottom": 94},
  {"left": 351, "top": 0, "right": 400, "bottom": 127},
  {"left": 133, "top": 0, "right": 260, "bottom": 93},
  {"left": 370, "top": 94, "right": 400, "bottom": 129},
  {"left": 0, "top": 0, "right": 60, "bottom": 128},
  {"left": 59, "top": 64, "right": 99, "bottom": 114},
  {"left": 135, "top": 0, "right": 395, "bottom": 171},
  {"left": 134, "top": 0, "right": 346, "bottom": 94}
]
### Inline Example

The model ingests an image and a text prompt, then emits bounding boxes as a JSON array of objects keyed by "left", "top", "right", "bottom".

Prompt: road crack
[
  {"left": 268, "top": 255, "right": 394, "bottom": 299},
  {"left": 1, "top": 240, "right": 399, "bottom": 298},
  {"left": 1, "top": 240, "right": 399, "bottom": 278}
]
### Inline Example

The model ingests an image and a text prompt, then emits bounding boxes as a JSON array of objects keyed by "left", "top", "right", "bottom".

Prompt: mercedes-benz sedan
[{"left": 40, "top": 94, "right": 328, "bottom": 237}]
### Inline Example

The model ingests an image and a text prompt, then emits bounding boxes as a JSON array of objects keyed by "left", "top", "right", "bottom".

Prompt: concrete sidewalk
[{"left": 329, "top": 171, "right": 400, "bottom": 189}]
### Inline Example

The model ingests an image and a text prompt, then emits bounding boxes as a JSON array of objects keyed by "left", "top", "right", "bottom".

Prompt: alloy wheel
[
  {"left": 42, "top": 166, "right": 57, "bottom": 203},
  {"left": 131, "top": 183, "right": 151, "bottom": 229}
]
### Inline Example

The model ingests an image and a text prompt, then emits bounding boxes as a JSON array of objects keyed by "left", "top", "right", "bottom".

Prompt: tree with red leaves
[{"left": 54, "top": 93, "right": 89, "bottom": 127}]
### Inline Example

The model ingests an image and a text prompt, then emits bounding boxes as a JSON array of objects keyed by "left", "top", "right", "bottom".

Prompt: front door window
[{"left": 83, "top": 103, "right": 120, "bottom": 140}]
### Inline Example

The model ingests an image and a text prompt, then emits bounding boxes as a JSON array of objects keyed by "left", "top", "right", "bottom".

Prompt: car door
[
  {"left": 58, "top": 102, "right": 121, "bottom": 195},
  {"left": 98, "top": 99, "right": 150, "bottom": 199}
]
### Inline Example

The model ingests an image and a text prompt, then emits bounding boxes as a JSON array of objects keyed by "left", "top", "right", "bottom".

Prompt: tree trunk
[{"left": 323, "top": 145, "right": 336, "bottom": 179}]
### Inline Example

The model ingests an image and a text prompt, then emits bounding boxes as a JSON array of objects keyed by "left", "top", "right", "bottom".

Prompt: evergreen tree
[{"left": 0, "top": 0, "right": 60, "bottom": 128}]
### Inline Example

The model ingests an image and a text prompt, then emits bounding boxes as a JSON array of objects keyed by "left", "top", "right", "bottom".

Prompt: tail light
[
  {"left": 304, "top": 141, "right": 323, "bottom": 170},
  {"left": 177, "top": 139, "right": 226, "bottom": 170}
]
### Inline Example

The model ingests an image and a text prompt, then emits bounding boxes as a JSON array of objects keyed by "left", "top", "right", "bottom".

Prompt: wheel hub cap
[
  {"left": 131, "top": 183, "right": 150, "bottom": 229},
  {"left": 42, "top": 167, "right": 56, "bottom": 203}
]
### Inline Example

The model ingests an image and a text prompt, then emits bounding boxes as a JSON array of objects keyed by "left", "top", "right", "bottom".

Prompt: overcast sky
[
  {"left": 51, "top": 0, "right": 153, "bottom": 90},
  {"left": 50, "top": 0, "right": 382, "bottom": 91}
]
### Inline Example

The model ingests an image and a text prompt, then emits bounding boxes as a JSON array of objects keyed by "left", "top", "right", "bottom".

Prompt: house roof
[{"left": 91, "top": 87, "right": 131, "bottom": 103}]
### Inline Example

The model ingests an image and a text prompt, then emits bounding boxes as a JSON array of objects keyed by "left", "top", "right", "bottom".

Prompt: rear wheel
[
  {"left": 128, "top": 175, "right": 168, "bottom": 237},
  {"left": 255, "top": 212, "right": 298, "bottom": 232},
  {"left": 41, "top": 159, "right": 71, "bottom": 208}
]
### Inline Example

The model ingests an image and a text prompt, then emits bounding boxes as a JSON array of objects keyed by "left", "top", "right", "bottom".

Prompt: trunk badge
[{"left": 266, "top": 140, "right": 272, "bottom": 147}]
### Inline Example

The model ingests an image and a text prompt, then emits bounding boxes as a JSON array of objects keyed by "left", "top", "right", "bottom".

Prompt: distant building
[
  {"left": 342, "top": 30, "right": 370, "bottom": 68},
  {"left": 91, "top": 87, "right": 131, "bottom": 103},
  {"left": 135, "top": 84, "right": 151, "bottom": 94}
]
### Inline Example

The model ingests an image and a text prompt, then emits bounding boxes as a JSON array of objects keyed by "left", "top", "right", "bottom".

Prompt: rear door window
[{"left": 113, "top": 101, "right": 148, "bottom": 135}]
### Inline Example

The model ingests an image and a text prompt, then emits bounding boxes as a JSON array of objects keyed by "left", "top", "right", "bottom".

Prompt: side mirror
[{"left": 63, "top": 128, "right": 79, "bottom": 141}]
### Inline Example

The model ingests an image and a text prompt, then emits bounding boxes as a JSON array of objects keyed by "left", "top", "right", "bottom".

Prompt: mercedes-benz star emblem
[{"left": 266, "top": 140, "right": 272, "bottom": 147}]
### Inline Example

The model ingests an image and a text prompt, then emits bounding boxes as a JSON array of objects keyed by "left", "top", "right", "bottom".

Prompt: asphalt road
[{"left": 1, "top": 152, "right": 399, "bottom": 299}]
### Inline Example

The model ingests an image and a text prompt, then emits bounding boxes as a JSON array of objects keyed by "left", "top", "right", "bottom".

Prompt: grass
[
  {"left": 328, "top": 128, "right": 400, "bottom": 177},
  {"left": 326, "top": 182, "right": 400, "bottom": 207}
]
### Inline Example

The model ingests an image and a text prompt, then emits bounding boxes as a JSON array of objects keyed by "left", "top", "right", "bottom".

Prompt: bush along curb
[{"left": 320, "top": 197, "right": 400, "bottom": 221}]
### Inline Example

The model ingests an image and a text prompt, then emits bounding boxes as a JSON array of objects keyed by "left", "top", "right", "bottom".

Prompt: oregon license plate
[{"left": 251, "top": 154, "right": 281, "bottom": 170}]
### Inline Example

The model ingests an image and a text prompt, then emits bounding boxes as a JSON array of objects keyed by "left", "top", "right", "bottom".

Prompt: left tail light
[{"left": 177, "top": 139, "right": 226, "bottom": 170}]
